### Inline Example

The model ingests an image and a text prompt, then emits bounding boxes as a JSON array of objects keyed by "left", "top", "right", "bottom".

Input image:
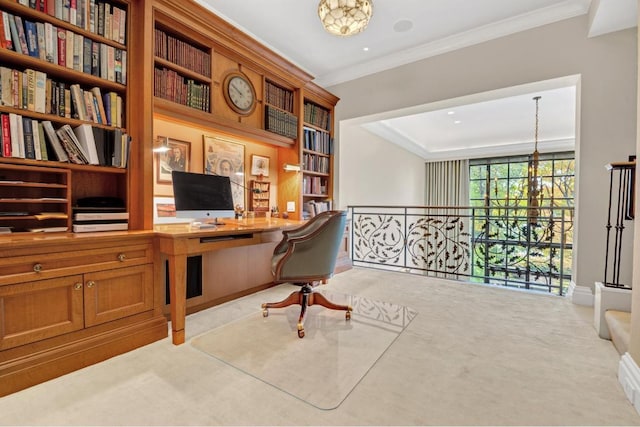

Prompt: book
[
  {"left": 34, "top": 70, "right": 46, "bottom": 113},
  {"left": 82, "top": 37, "right": 92, "bottom": 74},
  {"left": 8, "top": 13, "right": 22, "bottom": 54},
  {"left": 91, "top": 126, "right": 107, "bottom": 165},
  {"left": 1, "top": 12, "right": 13, "bottom": 50},
  {"left": 73, "top": 222, "right": 128, "bottom": 232},
  {"left": 27, "top": 226, "right": 69, "bottom": 232},
  {"left": 13, "top": 16, "right": 29, "bottom": 56},
  {"left": 42, "top": 120, "right": 69, "bottom": 162},
  {"left": 69, "top": 83, "right": 86, "bottom": 120},
  {"left": 9, "top": 113, "right": 23, "bottom": 158},
  {"left": 25, "top": 68, "right": 35, "bottom": 111},
  {"left": 0, "top": 66, "right": 12, "bottom": 107},
  {"left": 72, "top": 33, "right": 83, "bottom": 72},
  {"left": 31, "top": 119, "right": 42, "bottom": 160},
  {"left": 65, "top": 29, "right": 73, "bottom": 69},
  {"left": 44, "top": 22, "right": 55, "bottom": 63},
  {"left": 56, "top": 27, "right": 66, "bottom": 66},
  {"left": 56, "top": 124, "right": 88, "bottom": 164},
  {"left": 22, "top": 117, "right": 36, "bottom": 159},
  {"left": 35, "top": 21, "right": 46, "bottom": 61},
  {"left": 0, "top": 113, "right": 11, "bottom": 157},
  {"left": 37, "top": 121, "right": 48, "bottom": 160},
  {"left": 72, "top": 123, "right": 99, "bottom": 165},
  {"left": 24, "top": 20, "right": 39, "bottom": 58}
]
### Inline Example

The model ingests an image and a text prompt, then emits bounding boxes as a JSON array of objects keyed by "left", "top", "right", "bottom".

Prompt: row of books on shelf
[
  {"left": 0, "top": 113, "right": 130, "bottom": 167},
  {"left": 302, "top": 176, "right": 328, "bottom": 196},
  {"left": 264, "top": 105, "right": 298, "bottom": 139},
  {"left": 303, "top": 127, "right": 332, "bottom": 154},
  {"left": 303, "top": 200, "right": 332, "bottom": 219},
  {"left": 8, "top": 0, "right": 127, "bottom": 44},
  {"left": 265, "top": 81, "right": 294, "bottom": 113},
  {"left": 303, "top": 102, "right": 331, "bottom": 131},
  {"left": 302, "top": 152, "right": 330, "bottom": 174},
  {"left": 154, "top": 67, "right": 210, "bottom": 112},
  {"left": 154, "top": 28, "right": 210, "bottom": 78},
  {"left": 0, "top": 11, "right": 127, "bottom": 84},
  {"left": 1, "top": 66, "right": 123, "bottom": 127}
]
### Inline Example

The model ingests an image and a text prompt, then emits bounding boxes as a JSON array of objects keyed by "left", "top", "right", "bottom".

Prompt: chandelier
[
  {"left": 528, "top": 96, "right": 542, "bottom": 225},
  {"left": 318, "top": 0, "right": 373, "bottom": 37}
]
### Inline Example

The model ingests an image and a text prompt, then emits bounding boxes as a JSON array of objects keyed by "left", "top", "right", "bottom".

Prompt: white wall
[
  {"left": 328, "top": 15, "right": 637, "bottom": 292},
  {"left": 337, "top": 125, "right": 425, "bottom": 206}
]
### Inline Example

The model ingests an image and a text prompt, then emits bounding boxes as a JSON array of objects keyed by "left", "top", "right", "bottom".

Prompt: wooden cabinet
[
  {"left": 0, "top": 0, "right": 134, "bottom": 232},
  {"left": 248, "top": 180, "right": 270, "bottom": 215},
  {"left": 0, "top": 233, "right": 166, "bottom": 397}
]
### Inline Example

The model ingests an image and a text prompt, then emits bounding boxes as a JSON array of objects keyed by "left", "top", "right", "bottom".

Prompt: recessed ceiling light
[
  {"left": 363, "top": 47, "right": 369, "bottom": 51},
  {"left": 447, "top": 111, "right": 455, "bottom": 115},
  {"left": 393, "top": 20, "right": 413, "bottom": 33},
  {"left": 454, "top": 120, "right": 461, "bottom": 124}
]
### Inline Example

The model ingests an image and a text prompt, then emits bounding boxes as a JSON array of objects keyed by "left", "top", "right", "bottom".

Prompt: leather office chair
[{"left": 262, "top": 210, "right": 351, "bottom": 338}]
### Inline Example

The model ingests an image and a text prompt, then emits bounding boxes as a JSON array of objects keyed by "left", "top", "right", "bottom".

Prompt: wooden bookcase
[
  {"left": 301, "top": 98, "right": 333, "bottom": 217},
  {"left": 0, "top": 0, "right": 132, "bottom": 232},
  {"left": 248, "top": 180, "right": 270, "bottom": 215}
]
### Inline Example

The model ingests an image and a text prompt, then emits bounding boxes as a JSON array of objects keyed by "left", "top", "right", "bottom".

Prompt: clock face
[{"left": 225, "top": 74, "right": 255, "bottom": 114}]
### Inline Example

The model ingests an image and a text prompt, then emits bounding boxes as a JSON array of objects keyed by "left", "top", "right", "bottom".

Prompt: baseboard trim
[
  {"left": 567, "top": 281, "right": 594, "bottom": 306},
  {"left": 619, "top": 353, "right": 640, "bottom": 415}
]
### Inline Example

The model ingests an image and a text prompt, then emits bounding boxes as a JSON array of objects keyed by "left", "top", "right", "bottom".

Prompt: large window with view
[{"left": 468, "top": 152, "right": 575, "bottom": 295}]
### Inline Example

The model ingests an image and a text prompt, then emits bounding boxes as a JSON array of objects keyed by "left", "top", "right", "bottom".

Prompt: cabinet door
[
  {"left": 84, "top": 264, "right": 154, "bottom": 327},
  {"left": 0, "top": 275, "right": 85, "bottom": 350}
]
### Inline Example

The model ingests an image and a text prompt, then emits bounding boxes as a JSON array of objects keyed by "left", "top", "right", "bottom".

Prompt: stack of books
[{"left": 72, "top": 208, "right": 129, "bottom": 232}]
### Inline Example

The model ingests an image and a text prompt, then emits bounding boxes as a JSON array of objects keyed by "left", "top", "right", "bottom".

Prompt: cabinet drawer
[
  {"left": 0, "top": 243, "right": 153, "bottom": 286},
  {"left": 0, "top": 275, "right": 85, "bottom": 350}
]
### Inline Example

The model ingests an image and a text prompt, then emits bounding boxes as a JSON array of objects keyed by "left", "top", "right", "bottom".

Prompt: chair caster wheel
[
  {"left": 346, "top": 310, "right": 351, "bottom": 320},
  {"left": 298, "top": 328, "right": 305, "bottom": 338},
  {"left": 262, "top": 309, "right": 268, "bottom": 317}
]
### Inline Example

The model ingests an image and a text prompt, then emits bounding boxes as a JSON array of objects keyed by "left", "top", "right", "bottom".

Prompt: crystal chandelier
[
  {"left": 528, "top": 96, "right": 542, "bottom": 225},
  {"left": 318, "top": 0, "right": 373, "bottom": 37}
]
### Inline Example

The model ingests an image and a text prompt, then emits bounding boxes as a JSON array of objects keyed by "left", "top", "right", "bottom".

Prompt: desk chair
[{"left": 261, "top": 210, "right": 351, "bottom": 338}]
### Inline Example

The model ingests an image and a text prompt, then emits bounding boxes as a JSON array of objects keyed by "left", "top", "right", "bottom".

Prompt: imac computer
[{"left": 171, "top": 170, "right": 235, "bottom": 227}]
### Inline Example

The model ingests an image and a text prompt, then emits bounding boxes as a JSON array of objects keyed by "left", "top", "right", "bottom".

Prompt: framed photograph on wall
[
  {"left": 156, "top": 136, "right": 191, "bottom": 184},
  {"left": 203, "top": 135, "right": 245, "bottom": 209},
  {"left": 250, "top": 154, "right": 270, "bottom": 177}
]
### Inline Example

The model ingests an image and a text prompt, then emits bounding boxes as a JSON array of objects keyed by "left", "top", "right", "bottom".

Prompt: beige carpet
[
  {"left": 0, "top": 268, "right": 638, "bottom": 425},
  {"left": 191, "top": 291, "right": 417, "bottom": 409}
]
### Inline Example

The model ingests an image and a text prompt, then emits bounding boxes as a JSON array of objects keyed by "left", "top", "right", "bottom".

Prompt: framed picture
[
  {"left": 203, "top": 135, "right": 245, "bottom": 209},
  {"left": 156, "top": 136, "right": 191, "bottom": 184},
  {"left": 250, "top": 154, "right": 270, "bottom": 177},
  {"left": 153, "top": 197, "right": 187, "bottom": 224}
]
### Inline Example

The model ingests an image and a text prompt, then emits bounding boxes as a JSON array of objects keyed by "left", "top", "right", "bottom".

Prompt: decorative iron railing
[{"left": 348, "top": 205, "right": 574, "bottom": 296}]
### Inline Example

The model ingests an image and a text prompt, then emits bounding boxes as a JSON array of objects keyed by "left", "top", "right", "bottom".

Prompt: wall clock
[{"left": 223, "top": 71, "right": 257, "bottom": 115}]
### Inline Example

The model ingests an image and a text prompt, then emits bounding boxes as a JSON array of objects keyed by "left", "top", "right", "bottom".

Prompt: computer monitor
[{"left": 172, "top": 171, "right": 235, "bottom": 225}]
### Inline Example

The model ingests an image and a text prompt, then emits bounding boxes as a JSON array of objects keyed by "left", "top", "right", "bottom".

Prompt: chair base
[{"left": 262, "top": 283, "right": 352, "bottom": 338}]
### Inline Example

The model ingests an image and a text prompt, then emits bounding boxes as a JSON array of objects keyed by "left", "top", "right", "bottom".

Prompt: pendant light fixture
[
  {"left": 528, "top": 96, "right": 542, "bottom": 225},
  {"left": 318, "top": 0, "right": 373, "bottom": 37}
]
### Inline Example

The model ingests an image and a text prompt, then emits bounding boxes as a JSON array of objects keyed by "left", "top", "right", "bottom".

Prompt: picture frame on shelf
[
  {"left": 153, "top": 197, "right": 187, "bottom": 224},
  {"left": 155, "top": 136, "right": 191, "bottom": 184},
  {"left": 203, "top": 135, "right": 246, "bottom": 209},
  {"left": 250, "top": 154, "right": 270, "bottom": 177}
]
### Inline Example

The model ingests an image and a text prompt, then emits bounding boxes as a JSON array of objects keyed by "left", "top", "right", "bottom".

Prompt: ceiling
[{"left": 195, "top": 0, "right": 637, "bottom": 160}]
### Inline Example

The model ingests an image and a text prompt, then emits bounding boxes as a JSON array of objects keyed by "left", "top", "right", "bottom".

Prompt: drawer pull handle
[
  {"left": 118, "top": 253, "right": 126, "bottom": 262},
  {"left": 86, "top": 281, "right": 96, "bottom": 288},
  {"left": 33, "top": 263, "right": 43, "bottom": 273},
  {"left": 74, "top": 283, "right": 82, "bottom": 290}
]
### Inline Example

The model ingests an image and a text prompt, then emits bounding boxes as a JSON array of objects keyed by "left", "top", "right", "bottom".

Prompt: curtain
[
  {"left": 423, "top": 159, "right": 470, "bottom": 279},
  {"left": 425, "top": 159, "right": 470, "bottom": 206}
]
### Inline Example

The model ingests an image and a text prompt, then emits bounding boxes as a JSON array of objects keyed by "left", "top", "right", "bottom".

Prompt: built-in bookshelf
[
  {"left": 153, "top": 23, "right": 211, "bottom": 113},
  {"left": 248, "top": 180, "right": 270, "bottom": 215},
  {"left": 302, "top": 100, "right": 332, "bottom": 201},
  {"left": 264, "top": 80, "right": 297, "bottom": 139},
  {"left": 0, "top": 0, "right": 131, "bottom": 233}
]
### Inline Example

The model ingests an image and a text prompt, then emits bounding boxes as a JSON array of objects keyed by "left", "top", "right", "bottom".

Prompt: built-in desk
[{"left": 154, "top": 218, "right": 303, "bottom": 345}]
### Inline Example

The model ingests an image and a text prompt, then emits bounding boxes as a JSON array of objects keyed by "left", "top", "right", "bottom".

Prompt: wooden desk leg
[{"left": 168, "top": 253, "right": 187, "bottom": 345}]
